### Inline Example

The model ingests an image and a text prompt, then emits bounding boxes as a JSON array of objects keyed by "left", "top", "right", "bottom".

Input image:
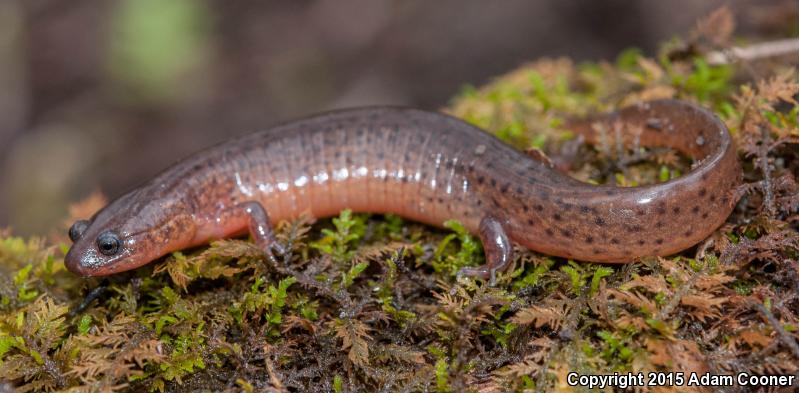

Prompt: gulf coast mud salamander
[{"left": 65, "top": 100, "right": 741, "bottom": 283}]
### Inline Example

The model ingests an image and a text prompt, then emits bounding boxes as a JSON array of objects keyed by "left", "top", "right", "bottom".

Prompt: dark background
[{"left": 1, "top": 0, "right": 796, "bottom": 235}]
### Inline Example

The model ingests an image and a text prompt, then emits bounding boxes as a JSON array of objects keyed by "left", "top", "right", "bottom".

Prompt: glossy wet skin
[{"left": 65, "top": 100, "right": 740, "bottom": 277}]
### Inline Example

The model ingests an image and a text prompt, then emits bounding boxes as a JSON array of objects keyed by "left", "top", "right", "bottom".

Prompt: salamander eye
[
  {"left": 96, "top": 232, "right": 121, "bottom": 256},
  {"left": 68, "top": 220, "right": 90, "bottom": 242}
]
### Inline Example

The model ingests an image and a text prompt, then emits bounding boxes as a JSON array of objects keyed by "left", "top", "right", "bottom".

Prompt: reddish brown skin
[{"left": 65, "top": 100, "right": 741, "bottom": 280}]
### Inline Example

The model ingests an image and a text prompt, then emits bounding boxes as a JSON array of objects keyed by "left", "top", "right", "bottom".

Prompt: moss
[{"left": 3, "top": 12, "right": 799, "bottom": 392}]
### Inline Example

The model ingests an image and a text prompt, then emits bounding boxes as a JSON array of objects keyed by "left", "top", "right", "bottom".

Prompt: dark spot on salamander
[
  {"left": 516, "top": 186, "right": 523, "bottom": 194},
  {"left": 698, "top": 188, "right": 707, "bottom": 197},
  {"left": 626, "top": 225, "right": 641, "bottom": 233},
  {"left": 539, "top": 191, "right": 550, "bottom": 201},
  {"left": 560, "top": 229, "right": 573, "bottom": 238},
  {"left": 500, "top": 183, "right": 510, "bottom": 193},
  {"left": 334, "top": 151, "right": 342, "bottom": 158},
  {"left": 691, "top": 206, "right": 700, "bottom": 214},
  {"left": 490, "top": 179, "right": 497, "bottom": 187},
  {"left": 592, "top": 248, "right": 604, "bottom": 254},
  {"left": 684, "top": 230, "right": 693, "bottom": 237},
  {"left": 701, "top": 212, "right": 709, "bottom": 219},
  {"left": 477, "top": 176, "right": 485, "bottom": 184},
  {"left": 527, "top": 219, "right": 534, "bottom": 226},
  {"left": 636, "top": 209, "right": 645, "bottom": 216},
  {"left": 585, "top": 236, "right": 594, "bottom": 244},
  {"left": 709, "top": 195, "right": 716, "bottom": 202},
  {"left": 535, "top": 204, "right": 544, "bottom": 212},
  {"left": 672, "top": 206, "right": 680, "bottom": 214},
  {"left": 437, "top": 197, "right": 444, "bottom": 203},
  {"left": 655, "top": 238, "right": 664, "bottom": 245},
  {"left": 523, "top": 205, "right": 529, "bottom": 212},
  {"left": 655, "top": 221, "right": 664, "bottom": 228},
  {"left": 553, "top": 213, "right": 562, "bottom": 221},
  {"left": 595, "top": 217, "right": 606, "bottom": 226},
  {"left": 545, "top": 228, "right": 555, "bottom": 236},
  {"left": 638, "top": 239, "right": 646, "bottom": 246},
  {"left": 610, "top": 238, "right": 620, "bottom": 244},
  {"left": 477, "top": 200, "right": 482, "bottom": 206}
]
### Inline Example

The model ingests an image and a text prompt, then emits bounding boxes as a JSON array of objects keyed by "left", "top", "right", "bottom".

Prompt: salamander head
[{"left": 65, "top": 192, "right": 195, "bottom": 277}]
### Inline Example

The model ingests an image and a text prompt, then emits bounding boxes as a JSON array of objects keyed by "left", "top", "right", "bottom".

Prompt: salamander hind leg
[{"left": 457, "top": 216, "right": 512, "bottom": 286}]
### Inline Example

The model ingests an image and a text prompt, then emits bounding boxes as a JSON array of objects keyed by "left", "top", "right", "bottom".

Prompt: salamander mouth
[
  {"left": 65, "top": 254, "right": 125, "bottom": 276},
  {"left": 64, "top": 242, "right": 129, "bottom": 277}
]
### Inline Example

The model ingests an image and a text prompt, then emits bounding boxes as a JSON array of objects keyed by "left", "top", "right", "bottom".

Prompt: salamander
[{"left": 65, "top": 100, "right": 741, "bottom": 283}]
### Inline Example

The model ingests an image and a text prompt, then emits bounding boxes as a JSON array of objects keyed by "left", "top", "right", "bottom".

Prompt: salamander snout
[{"left": 65, "top": 220, "right": 130, "bottom": 277}]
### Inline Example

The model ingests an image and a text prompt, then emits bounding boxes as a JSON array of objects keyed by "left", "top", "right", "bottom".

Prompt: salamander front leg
[
  {"left": 457, "top": 216, "right": 512, "bottom": 286},
  {"left": 219, "top": 201, "right": 286, "bottom": 261},
  {"left": 69, "top": 280, "right": 108, "bottom": 317}
]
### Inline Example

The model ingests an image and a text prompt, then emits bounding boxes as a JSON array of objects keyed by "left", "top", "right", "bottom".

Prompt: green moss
[
  {"left": 511, "top": 257, "right": 554, "bottom": 290},
  {"left": 310, "top": 209, "right": 367, "bottom": 262},
  {"left": 434, "top": 358, "right": 450, "bottom": 393},
  {"left": 670, "top": 58, "right": 733, "bottom": 103},
  {"left": 432, "top": 220, "right": 483, "bottom": 277}
]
